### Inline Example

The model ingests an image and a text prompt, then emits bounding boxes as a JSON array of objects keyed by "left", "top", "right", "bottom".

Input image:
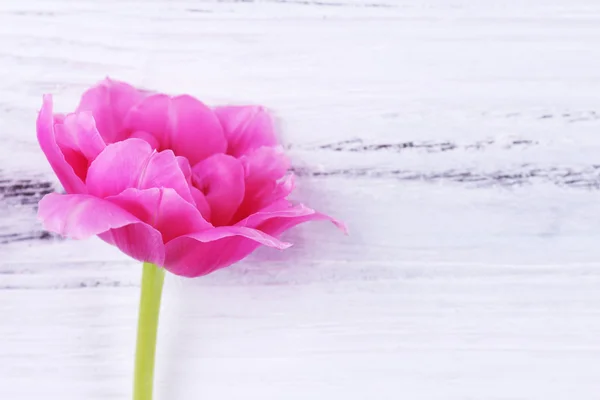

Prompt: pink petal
[
  {"left": 192, "top": 153, "right": 244, "bottom": 226},
  {"left": 106, "top": 187, "right": 211, "bottom": 243},
  {"left": 86, "top": 138, "right": 153, "bottom": 198},
  {"left": 55, "top": 112, "right": 106, "bottom": 160},
  {"left": 98, "top": 225, "right": 165, "bottom": 266},
  {"left": 240, "top": 200, "right": 348, "bottom": 235},
  {"left": 130, "top": 130, "right": 160, "bottom": 150},
  {"left": 270, "top": 173, "right": 296, "bottom": 203},
  {"left": 36, "top": 95, "right": 87, "bottom": 194},
  {"left": 58, "top": 148, "right": 89, "bottom": 182},
  {"left": 123, "top": 94, "right": 228, "bottom": 164},
  {"left": 190, "top": 186, "right": 212, "bottom": 222},
  {"left": 215, "top": 105, "right": 277, "bottom": 157},
  {"left": 163, "top": 226, "right": 291, "bottom": 277},
  {"left": 176, "top": 156, "right": 192, "bottom": 183},
  {"left": 122, "top": 94, "right": 171, "bottom": 149},
  {"left": 38, "top": 193, "right": 165, "bottom": 265},
  {"left": 76, "top": 78, "right": 148, "bottom": 143},
  {"left": 238, "top": 201, "right": 314, "bottom": 227},
  {"left": 241, "top": 146, "right": 290, "bottom": 181},
  {"left": 86, "top": 139, "right": 193, "bottom": 204},
  {"left": 232, "top": 146, "right": 291, "bottom": 221},
  {"left": 137, "top": 150, "right": 195, "bottom": 204},
  {"left": 169, "top": 95, "right": 227, "bottom": 165},
  {"left": 53, "top": 112, "right": 107, "bottom": 182},
  {"left": 53, "top": 113, "right": 66, "bottom": 124}
]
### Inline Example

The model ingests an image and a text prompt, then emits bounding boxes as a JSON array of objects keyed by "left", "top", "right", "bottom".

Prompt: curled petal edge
[
  {"left": 38, "top": 193, "right": 165, "bottom": 265},
  {"left": 163, "top": 226, "right": 292, "bottom": 277},
  {"left": 240, "top": 201, "right": 348, "bottom": 235}
]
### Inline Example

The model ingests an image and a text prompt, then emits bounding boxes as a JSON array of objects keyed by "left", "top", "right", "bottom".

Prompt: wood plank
[{"left": 1, "top": 0, "right": 600, "bottom": 399}]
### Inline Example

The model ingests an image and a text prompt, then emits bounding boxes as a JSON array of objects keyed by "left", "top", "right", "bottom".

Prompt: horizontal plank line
[{"left": 291, "top": 164, "right": 600, "bottom": 188}]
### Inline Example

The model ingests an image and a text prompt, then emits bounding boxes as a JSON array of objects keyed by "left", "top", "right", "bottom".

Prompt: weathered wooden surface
[{"left": 2, "top": 0, "right": 600, "bottom": 399}]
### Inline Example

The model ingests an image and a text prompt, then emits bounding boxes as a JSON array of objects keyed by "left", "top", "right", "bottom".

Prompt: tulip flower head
[{"left": 37, "top": 78, "right": 343, "bottom": 277}]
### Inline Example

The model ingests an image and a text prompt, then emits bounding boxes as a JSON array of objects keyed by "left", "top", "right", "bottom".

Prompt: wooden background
[{"left": 1, "top": 0, "right": 600, "bottom": 398}]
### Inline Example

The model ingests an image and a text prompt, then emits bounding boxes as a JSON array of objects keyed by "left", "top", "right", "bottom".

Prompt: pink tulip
[{"left": 37, "top": 78, "right": 344, "bottom": 277}]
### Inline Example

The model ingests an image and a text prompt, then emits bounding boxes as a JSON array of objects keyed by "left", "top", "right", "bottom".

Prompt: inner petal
[
  {"left": 86, "top": 139, "right": 195, "bottom": 207},
  {"left": 192, "top": 153, "right": 245, "bottom": 227},
  {"left": 106, "top": 187, "right": 211, "bottom": 243}
]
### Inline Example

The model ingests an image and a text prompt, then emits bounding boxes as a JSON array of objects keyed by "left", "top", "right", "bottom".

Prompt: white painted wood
[{"left": 1, "top": 0, "right": 600, "bottom": 399}]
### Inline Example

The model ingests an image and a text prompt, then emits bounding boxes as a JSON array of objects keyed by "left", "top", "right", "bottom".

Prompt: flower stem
[{"left": 134, "top": 262, "right": 165, "bottom": 400}]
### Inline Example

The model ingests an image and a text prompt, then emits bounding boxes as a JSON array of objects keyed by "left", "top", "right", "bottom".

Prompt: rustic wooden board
[{"left": 1, "top": 0, "right": 600, "bottom": 399}]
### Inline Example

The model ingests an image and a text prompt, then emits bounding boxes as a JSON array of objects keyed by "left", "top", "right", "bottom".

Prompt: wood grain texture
[{"left": 1, "top": 0, "right": 600, "bottom": 399}]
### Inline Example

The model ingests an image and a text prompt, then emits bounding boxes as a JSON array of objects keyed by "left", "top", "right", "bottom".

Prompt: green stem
[{"left": 133, "top": 262, "right": 165, "bottom": 400}]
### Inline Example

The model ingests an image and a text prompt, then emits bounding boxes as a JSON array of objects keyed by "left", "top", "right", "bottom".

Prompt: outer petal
[
  {"left": 163, "top": 226, "right": 291, "bottom": 277},
  {"left": 36, "top": 95, "right": 87, "bottom": 194},
  {"left": 170, "top": 95, "right": 227, "bottom": 165},
  {"left": 106, "top": 187, "right": 211, "bottom": 243},
  {"left": 239, "top": 200, "right": 347, "bottom": 235},
  {"left": 215, "top": 105, "right": 277, "bottom": 157},
  {"left": 76, "top": 78, "right": 148, "bottom": 143},
  {"left": 86, "top": 139, "right": 193, "bottom": 204},
  {"left": 98, "top": 225, "right": 165, "bottom": 266},
  {"left": 268, "top": 173, "right": 295, "bottom": 205},
  {"left": 192, "top": 154, "right": 244, "bottom": 226},
  {"left": 241, "top": 146, "right": 290, "bottom": 182},
  {"left": 38, "top": 193, "right": 164, "bottom": 265},
  {"left": 232, "top": 146, "right": 290, "bottom": 222}
]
